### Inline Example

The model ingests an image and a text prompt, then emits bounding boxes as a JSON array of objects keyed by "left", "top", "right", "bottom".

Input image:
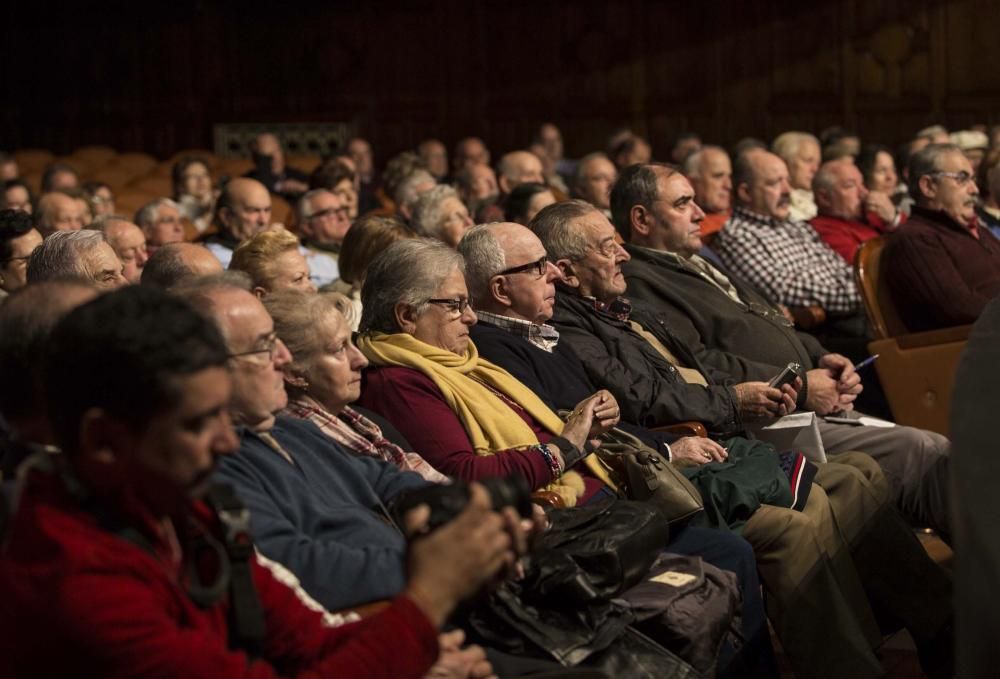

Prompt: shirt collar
[
  {"left": 732, "top": 204, "right": 789, "bottom": 229},
  {"left": 584, "top": 295, "right": 632, "bottom": 322},
  {"left": 475, "top": 310, "right": 561, "bottom": 351}
]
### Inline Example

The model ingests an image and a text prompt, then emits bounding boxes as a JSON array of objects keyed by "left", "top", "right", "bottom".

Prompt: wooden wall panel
[{"left": 0, "top": 0, "right": 993, "bottom": 166}]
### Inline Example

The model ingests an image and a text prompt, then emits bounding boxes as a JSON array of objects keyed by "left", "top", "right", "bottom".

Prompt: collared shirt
[
  {"left": 715, "top": 205, "right": 861, "bottom": 314},
  {"left": 474, "top": 310, "right": 561, "bottom": 353},
  {"left": 584, "top": 295, "right": 632, "bottom": 322},
  {"left": 788, "top": 188, "right": 817, "bottom": 222}
]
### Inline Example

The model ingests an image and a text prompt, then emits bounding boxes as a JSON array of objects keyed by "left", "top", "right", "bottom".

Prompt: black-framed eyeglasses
[
  {"left": 426, "top": 297, "right": 472, "bottom": 315},
  {"left": 929, "top": 170, "right": 973, "bottom": 186},
  {"left": 228, "top": 331, "right": 280, "bottom": 362},
  {"left": 498, "top": 255, "right": 549, "bottom": 277}
]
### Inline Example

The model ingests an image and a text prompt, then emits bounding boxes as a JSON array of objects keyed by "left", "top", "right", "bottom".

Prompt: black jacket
[
  {"left": 470, "top": 321, "right": 680, "bottom": 452},
  {"left": 549, "top": 291, "right": 742, "bottom": 437},
  {"left": 622, "top": 245, "right": 827, "bottom": 406}
]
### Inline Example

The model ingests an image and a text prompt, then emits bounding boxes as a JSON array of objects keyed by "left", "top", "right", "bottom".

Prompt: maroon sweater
[
  {"left": 357, "top": 365, "right": 605, "bottom": 503},
  {"left": 883, "top": 206, "right": 1000, "bottom": 332}
]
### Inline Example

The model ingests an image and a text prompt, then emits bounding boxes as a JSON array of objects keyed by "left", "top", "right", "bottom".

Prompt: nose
[
  {"left": 545, "top": 260, "right": 564, "bottom": 282},
  {"left": 349, "top": 343, "right": 369, "bottom": 370},
  {"left": 137, "top": 248, "right": 149, "bottom": 267},
  {"left": 692, "top": 201, "right": 707, "bottom": 221},
  {"left": 272, "top": 338, "right": 293, "bottom": 368},
  {"left": 461, "top": 304, "right": 477, "bottom": 325},
  {"left": 615, "top": 241, "right": 631, "bottom": 262}
]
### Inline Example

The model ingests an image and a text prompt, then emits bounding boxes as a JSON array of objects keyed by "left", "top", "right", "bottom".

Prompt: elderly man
[
  {"left": 610, "top": 135, "right": 652, "bottom": 171},
  {"left": 573, "top": 153, "right": 617, "bottom": 218},
  {"left": 454, "top": 163, "right": 499, "bottom": 210},
  {"left": 533, "top": 123, "right": 575, "bottom": 184},
  {"left": 771, "top": 132, "right": 821, "bottom": 222},
  {"left": 199, "top": 177, "right": 272, "bottom": 268},
  {"left": 26, "top": 230, "right": 127, "bottom": 289},
  {"left": 417, "top": 139, "right": 448, "bottom": 181},
  {"left": 35, "top": 191, "right": 84, "bottom": 237},
  {"left": 883, "top": 143, "right": 1000, "bottom": 332},
  {"left": 613, "top": 163, "right": 952, "bottom": 536},
  {"left": 96, "top": 216, "right": 149, "bottom": 284},
  {"left": 809, "top": 158, "right": 902, "bottom": 263},
  {"left": 294, "top": 188, "right": 347, "bottom": 286},
  {"left": 524, "top": 204, "right": 953, "bottom": 678},
  {"left": 452, "top": 137, "right": 490, "bottom": 174},
  {"left": 496, "top": 151, "right": 545, "bottom": 198},
  {"left": 0, "top": 209, "right": 42, "bottom": 299},
  {"left": 134, "top": 197, "right": 185, "bottom": 255},
  {"left": 140, "top": 242, "right": 224, "bottom": 289},
  {"left": 39, "top": 163, "right": 80, "bottom": 194},
  {"left": 244, "top": 133, "right": 309, "bottom": 202},
  {"left": 0, "top": 285, "right": 508, "bottom": 677},
  {"left": 682, "top": 146, "right": 732, "bottom": 241},
  {"left": 714, "top": 149, "right": 863, "bottom": 328}
]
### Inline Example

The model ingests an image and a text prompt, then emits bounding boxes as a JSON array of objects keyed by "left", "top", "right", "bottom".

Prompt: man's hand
[
  {"left": 670, "top": 437, "right": 728, "bottom": 466},
  {"left": 277, "top": 178, "right": 309, "bottom": 195},
  {"left": 425, "top": 630, "right": 496, "bottom": 679},
  {"left": 817, "top": 353, "right": 863, "bottom": 409},
  {"left": 804, "top": 368, "right": 843, "bottom": 414},
  {"left": 734, "top": 381, "right": 796, "bottom": 420},
  {"left": 865, "top": 191, "right": 898, "bottom": 224},
  {"left": 404, "top": 485, "right": 523, "bottom": 627}
]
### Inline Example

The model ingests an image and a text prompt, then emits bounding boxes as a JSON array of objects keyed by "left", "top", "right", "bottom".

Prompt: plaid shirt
[
  {"left": 474, "top": 310, "right": 561, "bottom": 353},
  {"left": 715, "top": 205, "right": 861, "bottom": 314}
]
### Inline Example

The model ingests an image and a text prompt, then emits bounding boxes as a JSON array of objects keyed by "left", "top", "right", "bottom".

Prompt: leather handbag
[{"left": 594, "top": 427, "right": 704, "bottom": 526}]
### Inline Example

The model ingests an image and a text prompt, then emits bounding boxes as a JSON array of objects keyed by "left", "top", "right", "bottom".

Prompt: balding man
[
  {"left": 573, "top": 153, "right": 617, "bottom": 217},
  {"left": 199, "top": 177, "right": 272, "bottom": 268},
  {"left": 97, "top": 217, "right": 149, "bottom": 284},
  {"left": 683, "top": 146, "right": 732, "bottom": 241},
  {"left": 883, "top": 143, "right": 1000, "bottom": 332},
  {"left": 454, "top": 164, "right": 498, "bottom": 211},
  {"left": 772, "top": 132, "right": 821, "bottom": 222},
  {"left": 140, "top": 242, "right": 223, "bottom": 289},
  {"left": 35, "top": 192, "right": 84, "bottom": 237},
  {"left": 496, "top": 151, "right": 545, "bottom": 196},
  {"left": 810, "top": 158, "right": 902, "bottom": 263},
  {"left": 452, "top": 137, "right": 490, "bottom": 173},
  {"left": 714, "top": 149, "right": 863, "bottom": 318},
  {"left": 26, "top": 230, "right": 126, "bottom": 289}
]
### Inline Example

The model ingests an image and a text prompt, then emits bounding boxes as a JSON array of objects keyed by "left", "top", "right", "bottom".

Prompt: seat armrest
[
  {"left": 649, "top": 421, "right": 708, "bottom": 438},
  {"left": 895, "top": 324, "right": 972, "bottom": 349},
  {"left": 531, "top": 490, "right": 566, "bottom": 509}
]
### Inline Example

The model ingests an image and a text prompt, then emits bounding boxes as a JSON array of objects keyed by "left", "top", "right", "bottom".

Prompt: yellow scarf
[{"left": 357, "top": 332, "right": 614, "bottom": 506}]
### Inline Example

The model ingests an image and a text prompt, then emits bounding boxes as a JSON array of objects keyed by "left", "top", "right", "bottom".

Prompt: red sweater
[
  {"left": 357, "top": 365, "right": 605, "bottom": 502},
  {"left": 0, "top": 470, "right": 439, "bottom": 678},
  {"left": 809, "top": 212, "right": 901, "bottom": 264}
]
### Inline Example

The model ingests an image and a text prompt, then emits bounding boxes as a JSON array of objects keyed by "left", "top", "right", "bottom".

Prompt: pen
[{"left": 853, "top": 354, "right": 880, "bottom": 371}]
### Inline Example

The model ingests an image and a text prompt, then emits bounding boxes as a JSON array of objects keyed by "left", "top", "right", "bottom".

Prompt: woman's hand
[{"left": 562, "top": 391, "right": 620, "bottom": 448}]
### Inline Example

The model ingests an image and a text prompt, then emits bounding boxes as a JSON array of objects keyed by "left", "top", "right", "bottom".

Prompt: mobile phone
[{"left": 768, "top": 362, "right": 802, "bottom": 389}]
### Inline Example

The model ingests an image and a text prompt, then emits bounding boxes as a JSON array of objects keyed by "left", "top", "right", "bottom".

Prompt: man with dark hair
[
  {"left": 244, "top": 132, "right": 309, "bottom": 202},
  {"left": 140, "top": 242, "right": 223, "bottom": 289},
  {"left": 0, "top": 285, "right": 514, "bottom": 677},
  {"left": 612, "top": 163, "right": 952, "bottom": 537},
  {"left": 883, "top": 143, "right": 1000, "bottom": 331},
  {"left": 0, "top": 209, "right": 42, "bottom": 299}
]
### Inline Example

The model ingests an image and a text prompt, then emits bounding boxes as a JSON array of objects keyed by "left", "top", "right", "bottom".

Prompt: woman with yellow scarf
[{"left": 354, "top": 238, "right": 620, "bottom": 507}]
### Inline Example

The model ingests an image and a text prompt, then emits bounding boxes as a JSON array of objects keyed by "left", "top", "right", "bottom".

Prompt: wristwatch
[{"left": 547, "top": 436, "right": 585, "bottom": 469}]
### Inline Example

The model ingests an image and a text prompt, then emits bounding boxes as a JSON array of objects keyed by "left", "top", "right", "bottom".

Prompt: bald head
[
  {"left": 575, "top": 153, "right": 618, "bottom": 210},
  {"left": 141, "top": 242, "right": 224, "bottom": 289},
  {"left": 684, "top": 146, "right": 732, "bottom": 214},
  {"left": 497, "top": 151, "right": 545, "bottom": 195},
  {"left": 36, "top": 192, "right": 84, "bottom": 237},
  {"left": 219, "top": 178, "right": 272, "bottom": 242},
  {"left": 734, "top": 149, "right": 793, "bottom": 220}
]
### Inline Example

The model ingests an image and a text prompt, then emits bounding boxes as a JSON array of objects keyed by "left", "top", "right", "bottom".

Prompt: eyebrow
[{"left": 673, "top": 194, "right": 694, "bottom": 208}]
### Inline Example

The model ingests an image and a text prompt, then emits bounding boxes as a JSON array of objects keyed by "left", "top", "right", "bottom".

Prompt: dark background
[{"left": 3, "top": 0, "right": 996, "bottom": 163}]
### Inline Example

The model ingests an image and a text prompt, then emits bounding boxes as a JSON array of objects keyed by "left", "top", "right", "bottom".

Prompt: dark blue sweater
[{"left": 215, "top": 416, "right": 428, "bottom": 612}]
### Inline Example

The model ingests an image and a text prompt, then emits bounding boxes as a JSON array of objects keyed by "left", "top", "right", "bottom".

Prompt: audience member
[
  {"left": 140, "top": 242, "right": 223, "bottom": 289},
  {"left": 39, "top": 162, "right": 79, "bottom": 194},
  {"left": 307, "top": 160, "right": 359, "bottom": 221},
  {"left": 573, "top": 152, "right": 617, "bottom": 218},
  {"left": 503, "top": 182, "right": 555, "bottom": 225},
  {"left": 452, "top": 137, "right": 490, "bottom": 173},
  {"left": 293, "top": 188, "right": 346, "bottom": 287},
  {"left": 27, "top": 230, "right": 126, "bottom": 289},
  {"left": 610, "top": 135, "right": 652, "bottom": 171},
  {"left": 411, "top": 185, "right": 473, "bottom": 248},
  {"left": 856, "top": 143, "right": 907, "bottom": 208},
  {"left": 245, "top": 133, "right": 309, "bottom": 202},
  {"left": 2, "top": 179, "right": 34, "bottom": 214},
  {"left": 496, "top": 151, "right": 545, "bottom": 197},
  {"left": 682, "top": 145, "right": 732, "bottom": 240},
  {"left": 35, "top": 191, "right": 84, "bottom": 237},
  {"left": 951, "top": 129, "right": 990, "bottom": 175},
  {"left": 394, "top": 169, "right": 437, "bottom": 222},
  {"left": 0, "top": 153, "right": 17, "bottom": 182},
  {"left": 134, "top": 197, "right": 185, "bottom": 254},
  {"left": 819, "top": 126, "right": 861, "bottom": 158},
  {"left": 200, "top": 177, "right": 273, "bottom": 267},
  {"left": 230, "top": 229, "right": 318, "bottom": 297},
  {"left": 0, "top": 209, "right": 42, "bottom": 299},
  {"left": 883, "top": 142, "right": 1000, "bottom": 332},
  {"left": 417, "top": 139, "right": 448, "bottom": 181},
  {"left": 975, "top": 151, "right": 1000, "bottom": 238},
  {"left": 454, "top": 163, "right": 499, "bottom": 210},
  {"left": 534, "top": 122, "right": 574, "bottom": 183},
  {"left": 669, "top": 131, "right": 702, "bottom": 164},
  {"left": 771, "top": 132, "right": 821, "bottom": 221},
  {"left": 81, "top": 181, "right": 115, "bottom": 219},
  {"left": 96, "top": 216, "right": 149, "bottom": 284},
  {"left": 172, "top": 155, "right": 216, "bottom": 233}
]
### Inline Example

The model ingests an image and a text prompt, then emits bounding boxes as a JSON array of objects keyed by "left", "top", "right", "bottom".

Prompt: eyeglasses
[
  {"left": 930, "top": 171, "right": 973, "bottom": 186},
  {"left": 228, "top": 331, "right": 281, "bottom": 363},
  {"left": 426, "top": 297, "right": 472, "bottom": 315},
  {"left": 308, "top": 206, "right": 351, "bottom": 221},
  {"left": 498, "top": 255, "right": 549, "bottom": 277}
]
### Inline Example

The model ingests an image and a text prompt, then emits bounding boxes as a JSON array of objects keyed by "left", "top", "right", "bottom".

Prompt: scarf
[{"left": 357, "top": 332, "right": 615, "bottom": 506}]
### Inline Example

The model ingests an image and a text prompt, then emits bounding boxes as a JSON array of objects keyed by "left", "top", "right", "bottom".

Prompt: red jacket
[
  {"left": 0, "top": 469, "right": 438, "bottom": 678},
  {"left": 809, "top": 212, "right": 901, "bottom": 264}
]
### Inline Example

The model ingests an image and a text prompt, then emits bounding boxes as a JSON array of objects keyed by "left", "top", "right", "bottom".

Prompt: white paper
[
  {"left": 858, "top": 416, "right": 896, "bottom": 428},
  {"left": 752, "top": 411, "right": 827, "bottom": 463}
]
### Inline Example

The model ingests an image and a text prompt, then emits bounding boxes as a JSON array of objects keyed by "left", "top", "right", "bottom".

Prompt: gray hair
[
  {"left": 682, "top": 144, "right": 727, "bottom": 177},
  {"left": 456, "top": 224, "right": 507, "bottom": 305},
  {"left": 395, "top": 169, "right": 437, "bottom": 215},
  {"left": 134, "top": 197, "right": 180, "bottom": 229},
  {"left": 26, "top": 230, "right": 107, "bottom": 283},
  {"left": 574, "top": 152, "right": 612, "bottom": 188},
  {"left": 528, "top": 199, "right": 595, "bottom": 261},
  {"left": 264, "top": 290, "right": 353, "bottom": 389},
  {"left": 411, "top": 184, "right": 459, "bottom": 240},
  {"left": 812, "top": 161, "right": 840, "bottom": 195},
  {"left": 359, "top": 238, "right": 464, "bottom": 334},
  {"left": 771, "top": 132, "right": 819, "bottom": 166},
  {"left": 296, "top": 188, "right": 332, "bottom": 222},
  {"left": 93, "top": 214, "right": 134, "bottom": 235},
  {"left": 908, "top": 143, "right": 963, "bottom": 202}
]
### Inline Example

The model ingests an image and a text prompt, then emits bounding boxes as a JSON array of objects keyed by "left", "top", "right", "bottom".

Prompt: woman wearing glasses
[
  {"left": 0, "top": 209, "right": 43, "bottom": 301},
  {"left": 353, "top": 238, "right": 621, "bottom": 507}
]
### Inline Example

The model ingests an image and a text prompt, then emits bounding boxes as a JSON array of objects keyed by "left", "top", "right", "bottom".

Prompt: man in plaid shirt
[{"left": 714, "top": 149, "right": 862, "bottom": 316}]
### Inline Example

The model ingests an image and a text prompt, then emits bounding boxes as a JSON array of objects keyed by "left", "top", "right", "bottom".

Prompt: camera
[{"left": 390, "top": 475, "right": 534, "bottom": 533}]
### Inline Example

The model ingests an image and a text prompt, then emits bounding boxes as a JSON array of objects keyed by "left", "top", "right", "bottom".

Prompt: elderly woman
[
  {"left": 354, "top": 238, "right": 620, "bottom": 507},
  {"left": 172, "top": 155, "right": 217, "bottom": 233},
  {"left": 503, "top": 182, "right": 556, "bottom": 225},
  {"left": 229, "top": 228, "right": 317, "bottom": 297},
  {"left": 411, "top": 185, "right": 474, "bottom": 249},
  {"left": 264, "top": 289, "right": 448, "bottom": 483}
]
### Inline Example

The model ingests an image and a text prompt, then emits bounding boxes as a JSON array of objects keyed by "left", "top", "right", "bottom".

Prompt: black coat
[
  {"left": 622, "top": 245, "right": 827, "bottom": 407},
  {"left": 549, "top": 291, "right": 742, "bottom": 437}
]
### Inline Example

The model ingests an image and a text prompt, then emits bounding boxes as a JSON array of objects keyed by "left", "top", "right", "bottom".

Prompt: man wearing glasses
[
  {"left": 883, "top": 143, "right": 1000, "bottom": 332},
  {"left": 294, "top": 188, "right": 349, "bottom": 287},
  {"left": 0, "top": 209, "right": 42, "bottom": 301}
]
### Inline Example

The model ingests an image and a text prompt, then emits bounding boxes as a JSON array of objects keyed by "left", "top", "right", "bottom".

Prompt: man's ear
[
  {"left": 489, "top": 275, "right": 513, "bottom": 308},
  {"left": 78, "top": 408, "right": 131, "bottom": 465},
  {"left": 630, "top": 205, "right": 651, "bottom": 239},
  {"left": 283, "top": 370, "right": 308, "bottom": 389},
  {"left": 219, "top": 206, "right": 234, "bottom": 229},
  {"left": 736, "top": 182, "right": 752, "bottom": 205},
  {"left": 498, "top": 176, "right": 512, "bottom": 196},
  {"left": 918, "top": 174, "right": 937, "bottom": 201},
  {"left": 555, "top": 258, "right": 580, "bottom": 289},
  {"left": 394, "top": 302, "right": 419, "bottom": 334},
  {"left": 252, "top": 286, "right": 268, "bottom": 299}
]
